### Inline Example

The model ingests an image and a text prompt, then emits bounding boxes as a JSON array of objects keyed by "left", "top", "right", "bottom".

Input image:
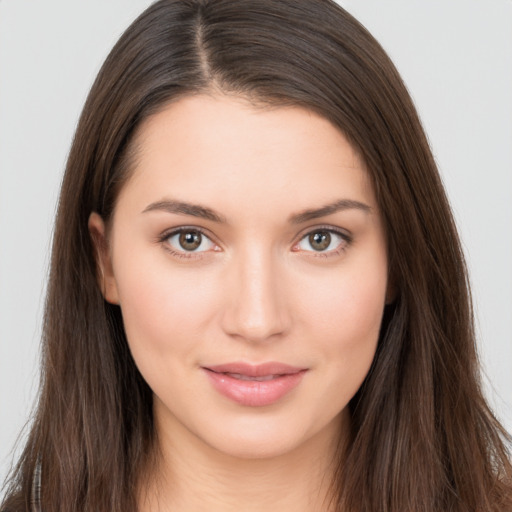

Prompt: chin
[{"left": 190, "top": 408, "right": 345, "bottom": 462}]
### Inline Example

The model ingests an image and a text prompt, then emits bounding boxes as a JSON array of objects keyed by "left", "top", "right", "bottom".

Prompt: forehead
[{"left": 117, "top": 94, "right": 376, "bottom": 218}]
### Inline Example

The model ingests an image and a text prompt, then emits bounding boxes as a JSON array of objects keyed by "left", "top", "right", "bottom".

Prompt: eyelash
[
  {"left": 158, "top": 226, "right": 217, "bottom": 260},
  {"left": 158, "top": 225, "right": 352, "bottom": 260},
  {"left": 295, "top": 226, "right": 352, "bottom": 258}
]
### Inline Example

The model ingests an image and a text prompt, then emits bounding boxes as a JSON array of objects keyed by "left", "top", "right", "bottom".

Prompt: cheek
[
  {"left": 111, "top": 248, "right": 219, "bottom": 363},
  {"left": 297, "top": 255, "right": 387, "bottom": 381},
  {"left": 302, "top": 263, "right": 387, "bottom": 340}
]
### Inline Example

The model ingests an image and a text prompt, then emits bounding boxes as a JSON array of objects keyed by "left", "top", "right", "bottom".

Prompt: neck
[{"left": 138, "top": 409, "right": 348, "bottom": 512}]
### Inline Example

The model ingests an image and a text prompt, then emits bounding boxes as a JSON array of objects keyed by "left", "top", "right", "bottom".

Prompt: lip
[{"left": 202, "top": 362, "right": 307, "bottom": 407}]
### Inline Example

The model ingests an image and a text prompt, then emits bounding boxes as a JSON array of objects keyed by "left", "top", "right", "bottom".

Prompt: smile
[{"left": 202, "top": 362, "right": 307, "bottom": 407}]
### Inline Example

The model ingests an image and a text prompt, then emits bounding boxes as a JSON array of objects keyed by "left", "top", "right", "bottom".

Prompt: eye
[
  {"left": 295, "top": 229, "right": 349, "bottom": 253},
  {"left": 164, "top": 229, "right": 216, "bottom": 253}
]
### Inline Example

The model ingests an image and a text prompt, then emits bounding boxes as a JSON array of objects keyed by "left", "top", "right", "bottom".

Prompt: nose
[{"left": 220, "top": 248, "right": 290, "bottom": 343}]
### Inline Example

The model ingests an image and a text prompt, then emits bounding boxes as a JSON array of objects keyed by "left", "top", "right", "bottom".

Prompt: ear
[{"left": 88, "top": 212, "right": 120, "bottom": 304}]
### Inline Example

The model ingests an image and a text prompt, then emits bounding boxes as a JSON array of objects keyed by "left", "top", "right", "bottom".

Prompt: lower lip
[{"left": 203, "top": 369, "right": 307, "bottom": 407}]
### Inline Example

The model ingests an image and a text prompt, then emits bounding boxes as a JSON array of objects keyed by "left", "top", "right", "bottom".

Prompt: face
[{"left": 90, "top": 94, "right": 389, "bottom": 460}]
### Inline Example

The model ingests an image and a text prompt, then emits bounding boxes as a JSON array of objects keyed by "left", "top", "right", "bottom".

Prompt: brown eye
[
  {"left": 308, "top": 231, "right": 331, "bottom": 251},
  {"left": 164, "top": 229, "right": 217, "bottom": 256},
  {"left": 295, "top": 229, "right": 349, "bottom": 254},
  {"left": 178, "top": 231, "right": 202, "bottom": 251},
  {"left": 164, "top": 228, "right": 216, "bottom": 256}
]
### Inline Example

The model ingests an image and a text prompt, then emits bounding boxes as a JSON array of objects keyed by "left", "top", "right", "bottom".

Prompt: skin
[{"left": 89, "top": 94, "right": 390, "bottom": 511}]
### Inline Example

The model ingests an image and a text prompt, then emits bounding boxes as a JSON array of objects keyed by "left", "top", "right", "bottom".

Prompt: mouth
[
  {"left": 202, "top": 362, "right": 307, "bottom": 407},
  {"left": 216, "top": 373, "right": 281, "bottom": 382}
]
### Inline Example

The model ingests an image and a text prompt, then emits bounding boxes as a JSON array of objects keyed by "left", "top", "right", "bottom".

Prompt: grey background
[{"left": 1, "top": 0, "right": 511, "bottom": 488}]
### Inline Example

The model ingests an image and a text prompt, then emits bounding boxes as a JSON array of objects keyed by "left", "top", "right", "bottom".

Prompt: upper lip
[{"left": 203, "top": 362, "right": 306, "bottom": 377}]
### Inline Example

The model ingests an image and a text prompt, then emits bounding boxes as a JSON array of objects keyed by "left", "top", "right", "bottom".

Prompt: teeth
[{"left": 225, "top": 373, "right": 278, "bottom": 382}]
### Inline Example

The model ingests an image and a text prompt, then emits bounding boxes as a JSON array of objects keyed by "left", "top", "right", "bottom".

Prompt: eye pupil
[
  {"left": 179, "top": 231, "right": 202, "bottom": 251},
  {"left": 309, "top": 231, "right": 331, "bottom": 251}
]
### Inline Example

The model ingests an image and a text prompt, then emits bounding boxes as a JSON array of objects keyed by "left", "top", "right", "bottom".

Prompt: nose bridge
[{"left": 222, "top": 243, "right": 288, "bottom": 342}]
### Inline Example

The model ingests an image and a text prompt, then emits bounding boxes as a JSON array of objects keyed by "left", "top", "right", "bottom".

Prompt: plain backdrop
[{"left": 1, "top": 0, "right": 511, "bottom": 488}]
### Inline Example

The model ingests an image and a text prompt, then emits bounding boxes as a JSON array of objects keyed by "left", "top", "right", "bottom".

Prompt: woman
[{"left": 1, "top": 0, "right": 511, "bottom": 510}]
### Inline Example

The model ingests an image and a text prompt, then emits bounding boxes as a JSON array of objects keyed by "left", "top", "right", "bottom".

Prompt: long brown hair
[{"left": 2, "top": 1, "right": 511, "bottom": 510}]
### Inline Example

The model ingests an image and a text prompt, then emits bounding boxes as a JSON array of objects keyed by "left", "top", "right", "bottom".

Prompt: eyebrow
[
  {"left": 142, "top": 197, "right": 371, "bottom": 224},
  {"left": 289, "top": 199, "right": 372, "bottom": 224},
  {"left": 142, "top": 199, "right": 227, "bottom": 223}
]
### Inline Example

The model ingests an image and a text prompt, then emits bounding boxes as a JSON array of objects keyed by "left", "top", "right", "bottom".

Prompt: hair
[{"left": 2, "top": 0, "right": 511, "bottom": 511}]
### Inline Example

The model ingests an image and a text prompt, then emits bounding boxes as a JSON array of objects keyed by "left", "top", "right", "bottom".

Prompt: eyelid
[
  {"left": 157, "top": 224, "right": 351, "bottom": 259},
  {"left": 158, "top": 226, "right": 221, "bottom": 258},
  {"left": 292, "top": 225, "right": 352, "bottom": 254}
]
